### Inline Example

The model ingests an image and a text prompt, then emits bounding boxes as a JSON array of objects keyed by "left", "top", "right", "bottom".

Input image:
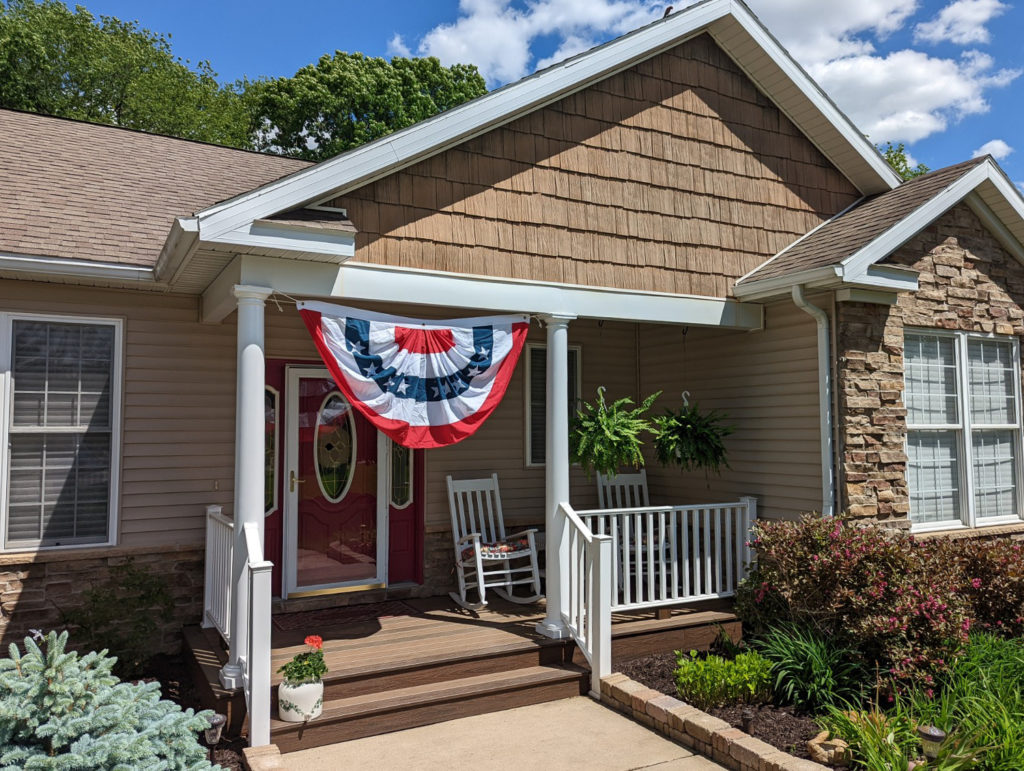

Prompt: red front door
[{"left": 267, "top": 364, "right": 425, "bottom": 597}]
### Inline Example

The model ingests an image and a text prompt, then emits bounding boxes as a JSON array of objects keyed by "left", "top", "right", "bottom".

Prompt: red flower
[{"left": 305, "top": 635, "right": 324, "bottom": 650}]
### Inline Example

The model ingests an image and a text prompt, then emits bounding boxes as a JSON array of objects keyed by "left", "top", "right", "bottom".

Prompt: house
[{"left": 2, "top": 0, "right": 1024, "bottom": 751}]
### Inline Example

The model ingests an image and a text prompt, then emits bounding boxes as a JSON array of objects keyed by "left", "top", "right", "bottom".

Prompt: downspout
[{"left": 791, "top": 286, "right": 835, "bottom": 517}]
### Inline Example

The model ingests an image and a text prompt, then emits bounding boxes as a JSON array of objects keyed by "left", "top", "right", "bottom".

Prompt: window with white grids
[
  {"left": 905, "top": 330, "right": 1023, "bottom": 530},
  {"left": 1, "top": 315, "right": 122, "bottom": 549}
]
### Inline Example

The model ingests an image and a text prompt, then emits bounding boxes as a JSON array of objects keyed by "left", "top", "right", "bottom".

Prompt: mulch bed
[
  {"left": 139, "top": 653, "right": 245, "bottom": 771},
  {"left": 617, "top": 651, "right": 823, "bottom": 762}
]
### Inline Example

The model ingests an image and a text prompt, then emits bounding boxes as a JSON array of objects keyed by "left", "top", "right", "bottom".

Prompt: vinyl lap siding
[
  {"left": 0, "top": 280, "right": 236, "bottom": 547},
  {"left": 639, "top": 300, "right": 823, "bottom": 520}
]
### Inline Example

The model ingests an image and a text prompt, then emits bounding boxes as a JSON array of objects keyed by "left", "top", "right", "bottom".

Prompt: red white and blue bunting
[{"left": 299, "top": 301, "right": 529, "bottom": 448}]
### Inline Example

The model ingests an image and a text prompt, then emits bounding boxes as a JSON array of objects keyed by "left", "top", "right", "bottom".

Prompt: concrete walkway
[{"left": 282, "top": 697, "right": 726, "bottom": 771}]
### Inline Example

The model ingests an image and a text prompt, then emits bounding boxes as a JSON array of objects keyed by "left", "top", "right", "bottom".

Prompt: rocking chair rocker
[{"left": 446, "top": 474, "right": 543, "bottom": 611}]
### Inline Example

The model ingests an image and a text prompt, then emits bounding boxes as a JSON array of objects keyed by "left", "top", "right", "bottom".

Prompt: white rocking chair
[
  {"left": 596, "top": 469, "right": 650, "bottom": 509},
  {"left": 446, "top": 474, "right": 543, "bottom": 611}
]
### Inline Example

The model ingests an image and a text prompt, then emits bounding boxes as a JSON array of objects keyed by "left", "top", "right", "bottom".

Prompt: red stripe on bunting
[
  {"left": 394, "top": 326, "right": 456, "bottom": 354},
  {"left": 300, "top": 309, "right": 529, "bottom": 449}
]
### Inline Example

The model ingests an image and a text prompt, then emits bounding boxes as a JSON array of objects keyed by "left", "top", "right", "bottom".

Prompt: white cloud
[
  {"left": 972, "top": 138, "right": 1013, "bottom": 159},
  {"left": 742, "top": 0, "right": 1019, "bottom": 144},
  {"left": 387, "top": 33, "right": 412, "bottom": 58},
  {"left": 914, "top": 0, "right": 1007, "bottom": 45},
  {"left": 406, "top": 0, "right": 662, "bottom": 85}
]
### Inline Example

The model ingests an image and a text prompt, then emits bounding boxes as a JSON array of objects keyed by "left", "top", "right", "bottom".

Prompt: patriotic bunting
[{"left": 299, "top": 301, "right": 530, "bottom": 448}]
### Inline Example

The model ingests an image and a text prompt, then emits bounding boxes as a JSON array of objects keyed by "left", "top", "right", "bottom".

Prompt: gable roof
[
  {"left": 0, "top": 109, "right": 310, "bottom": 267},
  {"left": 734, "top": 156, "right": 1024, "bottom": 299},
  {"left": 190, "top": 0, "right": 902, "bottom": 245}
]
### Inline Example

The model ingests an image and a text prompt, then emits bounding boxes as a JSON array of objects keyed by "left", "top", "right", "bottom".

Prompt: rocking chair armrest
[
  {"left": 456, "top": 532, "right": 483, "bottom": 546},
  {"left": 504, "top": 528, "right": 538, "bottom": 541}
]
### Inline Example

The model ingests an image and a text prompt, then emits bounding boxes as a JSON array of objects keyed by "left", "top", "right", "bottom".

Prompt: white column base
[
  {"left": 219, "top": 662, "right": 243, "bottom": 690},
  {"left": 534, "top": 619, "right": 570, "bottom": 639}
]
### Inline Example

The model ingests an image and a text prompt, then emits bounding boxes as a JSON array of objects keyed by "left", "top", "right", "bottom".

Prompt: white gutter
[{"left": 791, "top": 285, "right": 835, "bottom": 517}]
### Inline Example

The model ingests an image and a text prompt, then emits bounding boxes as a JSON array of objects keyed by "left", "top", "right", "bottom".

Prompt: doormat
[{"left": 272, "top": 600, "right": 421, "bottom": 631}]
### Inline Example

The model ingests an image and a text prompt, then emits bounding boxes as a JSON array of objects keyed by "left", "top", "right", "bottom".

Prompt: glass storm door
[{"left": 284, "top": 368, "right": 386, "bottom": 596}]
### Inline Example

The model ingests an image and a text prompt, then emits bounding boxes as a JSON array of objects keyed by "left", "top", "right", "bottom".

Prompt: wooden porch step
[
  {"left": 182, "top": 625, "right": 246, "bottom": 735},
  {"left": 276, "top": 635, "right": 570, "bottom": 702},
  {"left": 270, "top": 664, "right": 588, "bottom": 752}
]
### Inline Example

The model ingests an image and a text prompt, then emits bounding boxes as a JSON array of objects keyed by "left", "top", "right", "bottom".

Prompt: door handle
[{"left": 289, "top": 470, "right": 306, "bottom": 493}]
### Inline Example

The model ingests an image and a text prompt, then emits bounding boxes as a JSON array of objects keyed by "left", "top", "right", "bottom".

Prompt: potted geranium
[{"left": 277, "top": 634, "right": 327, "bottom": 722}]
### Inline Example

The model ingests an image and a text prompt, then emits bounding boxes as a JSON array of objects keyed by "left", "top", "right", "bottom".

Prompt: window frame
[
  {"left": 905, "top": 327, "right": 1024, "bottom": 533},
  {"left": 265, "top": 385, "right": 280, "bottom": 517},
  {"left": 524, "top": 342, "right": 582, "bottom": 468},
  {"left": 0, "top": 311, "right": 124, "bottom": 552}
]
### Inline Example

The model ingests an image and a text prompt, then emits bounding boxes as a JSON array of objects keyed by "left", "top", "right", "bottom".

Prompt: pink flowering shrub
[
  {"left": 736, "top": 516, "right": 971, "bottom": 692},
  {"left": 950, "top": 538, "right": 1024, "bottom": 636}
]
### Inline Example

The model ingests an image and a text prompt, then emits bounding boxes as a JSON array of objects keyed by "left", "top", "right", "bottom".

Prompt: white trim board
[
  {"left": 201, "top": 254, "right": 765, "bottom": 330},
  {"left": 191, "top": 0, "right": 898, "bottom": 244}
]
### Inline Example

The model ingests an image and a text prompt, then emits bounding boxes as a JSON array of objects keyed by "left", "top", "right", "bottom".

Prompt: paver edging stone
[{"left": 600, "top": 673, "right": 829, "bottom": 771}]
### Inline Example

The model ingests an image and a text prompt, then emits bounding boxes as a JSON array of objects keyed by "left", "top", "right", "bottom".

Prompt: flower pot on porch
[{"left": 277, "top": 679, "right": 324, "bottom": 722}]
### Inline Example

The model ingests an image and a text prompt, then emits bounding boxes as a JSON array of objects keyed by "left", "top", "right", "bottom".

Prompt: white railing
[
  {"left": 203, "top": 505, "right": 234, "bottom": 642},
  {"left": 241, "top": 521, "right": 273, "bottom": 747},
  {"left": 560, "top": 503, "right": 613, "bottom": 697},
  {"left": 575, "top": 497, "right": 757, "bottom": 612}
]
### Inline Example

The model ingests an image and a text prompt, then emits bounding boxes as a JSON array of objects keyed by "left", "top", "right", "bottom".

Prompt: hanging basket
[{"left": 651, "top": 402, "right": 733, "bottom": 476}]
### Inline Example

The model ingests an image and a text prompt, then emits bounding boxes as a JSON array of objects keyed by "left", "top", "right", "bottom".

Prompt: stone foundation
[
  {"left": 837, "top": 202, "right": 1024, "bottom": 526},
  {"left": 0, "top": 544, "right": 204, "bottom": 653}
]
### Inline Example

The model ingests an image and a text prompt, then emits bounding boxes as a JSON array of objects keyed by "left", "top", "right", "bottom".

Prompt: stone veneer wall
[
  {"left": 0, "top": 544, "right": 204, "bottom": 652},
  {"left": 837, "top": 203, "right": 1024, "bottom": 525}
]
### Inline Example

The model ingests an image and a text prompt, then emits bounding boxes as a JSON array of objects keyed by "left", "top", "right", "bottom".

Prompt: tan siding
[
  {"left": 0, "top": 280, "right": 236, "bottom": 547},
  {"left": 329, "top": 34, "right": 859, "bottom": 298},
  {"left": 638, "top": 301, "right": 823, "bottom": 519}
]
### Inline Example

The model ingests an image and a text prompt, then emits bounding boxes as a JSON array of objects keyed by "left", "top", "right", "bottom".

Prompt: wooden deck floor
[{"left": 269, "top": 596, "right": 737, "bottom": 686}]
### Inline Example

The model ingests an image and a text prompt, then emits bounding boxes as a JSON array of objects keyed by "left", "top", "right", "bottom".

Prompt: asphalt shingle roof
[
  {"left": 739, "top": 157, "right": 988, "bottom": 284},
  {"left": 0, "top": 109, "right": 311, "bottom": 267}
]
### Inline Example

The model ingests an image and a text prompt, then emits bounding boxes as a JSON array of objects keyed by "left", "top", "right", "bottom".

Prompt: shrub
[
  {"left": 736, "top": 516, "right": 971, "bottom": 692},
  {"left": 0, "top": 630, "right": 218, "bottom": 770},
  {"left": 674, "top": 649, "right": 772, "bottom": 710},
  {"left": 757, "top": 624, "right": 865, "bottom": 712},
  {"left": 62, "top": 559, "right": 175, "bottom": 678},
  {"left": 821, "top": 705, "right": 917, "bottom": 771},
  {"left": 951, "top": 539, "right": 1024, "bottom": 637}
]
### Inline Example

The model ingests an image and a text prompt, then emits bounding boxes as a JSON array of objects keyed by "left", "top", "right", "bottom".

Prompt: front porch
[{"left": 186, "top": 596, "right": 740, "bottom": 752}]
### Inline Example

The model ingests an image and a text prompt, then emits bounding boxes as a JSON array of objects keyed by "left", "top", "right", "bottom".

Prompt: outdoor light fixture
[
  {"left": 916, "top": 725, "right": 946, "bottom": 760},
  {"left": 740, "top": 708, "right": 754, "bottom": 733},
  {"left": 204, "top": 712, "right": 227, "bottom": 760}
]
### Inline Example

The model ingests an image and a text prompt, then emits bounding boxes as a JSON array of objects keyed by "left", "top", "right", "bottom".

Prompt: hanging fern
[
  {"left": 570, "top": 387, "right": 661, "bottom": 478},
  {"left": 651, "top": 402, "right": 734, "bottom": 477}
]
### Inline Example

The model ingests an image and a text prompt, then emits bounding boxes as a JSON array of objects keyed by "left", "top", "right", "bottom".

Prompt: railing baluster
[
  {"left": 669, "top": 509, "right": 679, "bottom": 600},
  {"left": 715, "top": 508, "right": 723, "bottom": 595},
  {"left": 691, "top": 510, "right": 701, "bottom": 597},
  {"left": 681, "top": 510, "right": 689, "bottom": 598},
  {"left": 724, "top": 507, "right": 734, "bottom": 595},
  {"left": 658, "top": 509, "right": 667, "bottom": 602},
  {"left": 646, "top": 509, "right": 655, "bottom": 604},
  {"left": 622, "top": 512, "right": 632, "bottom": 607},
  {"left": 703, "top": 508, "right": 711, "bottom": 598}
]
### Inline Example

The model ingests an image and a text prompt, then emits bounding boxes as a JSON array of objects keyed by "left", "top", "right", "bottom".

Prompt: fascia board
[{"left": 0, "top": 251, "right": 157, "bottom": 283}]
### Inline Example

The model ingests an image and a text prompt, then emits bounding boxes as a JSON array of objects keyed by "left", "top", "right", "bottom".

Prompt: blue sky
[{"left": 74, "top": 1, "right": 1024, "bottom": 184}]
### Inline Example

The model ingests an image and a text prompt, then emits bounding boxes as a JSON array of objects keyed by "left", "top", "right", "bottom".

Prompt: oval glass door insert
[{"left": 314, "top": 391, "right": 356, "bottom": 502}]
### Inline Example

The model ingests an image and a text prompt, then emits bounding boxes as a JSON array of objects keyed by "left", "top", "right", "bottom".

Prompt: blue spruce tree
[{"left": 0, "top": 630, "right": 219, "bottom": 770}]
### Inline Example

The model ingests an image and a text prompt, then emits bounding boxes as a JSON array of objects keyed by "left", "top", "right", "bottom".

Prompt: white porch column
[
  {"left": 220, "top": 284, "right": 272, "bottom": 689},
  {"left": 536, "top": 313, "right": 575, "bottom": 639}
]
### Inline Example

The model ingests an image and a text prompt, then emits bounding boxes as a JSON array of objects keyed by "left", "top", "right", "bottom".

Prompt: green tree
[
  {"left": 0, "top": 0, "right": 250, "bottom": 147},
  {"left": 249, "top": 52, "right": 488, "bottom": 161},
  {"left": 880, "top": 141, "right": 930, "bottom": 180}
]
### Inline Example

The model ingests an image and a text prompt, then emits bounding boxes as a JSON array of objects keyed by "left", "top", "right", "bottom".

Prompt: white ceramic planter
[{"left": 277, "top": 679, "right": 324, "bottom": 722}]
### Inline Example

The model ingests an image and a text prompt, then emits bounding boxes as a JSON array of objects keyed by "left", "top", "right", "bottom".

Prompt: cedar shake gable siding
[
  {"left": 0, "top": 109, "right": 310, "bottom": 267},
  {"left": 837, "top": 202, "right": 1024, "bottom": 526},
  {"left": 741, "top": 157, "right": 988, "bottom": 284},
  {"left": 328, "top": 35, "right": 861, "bottom": 299}
]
